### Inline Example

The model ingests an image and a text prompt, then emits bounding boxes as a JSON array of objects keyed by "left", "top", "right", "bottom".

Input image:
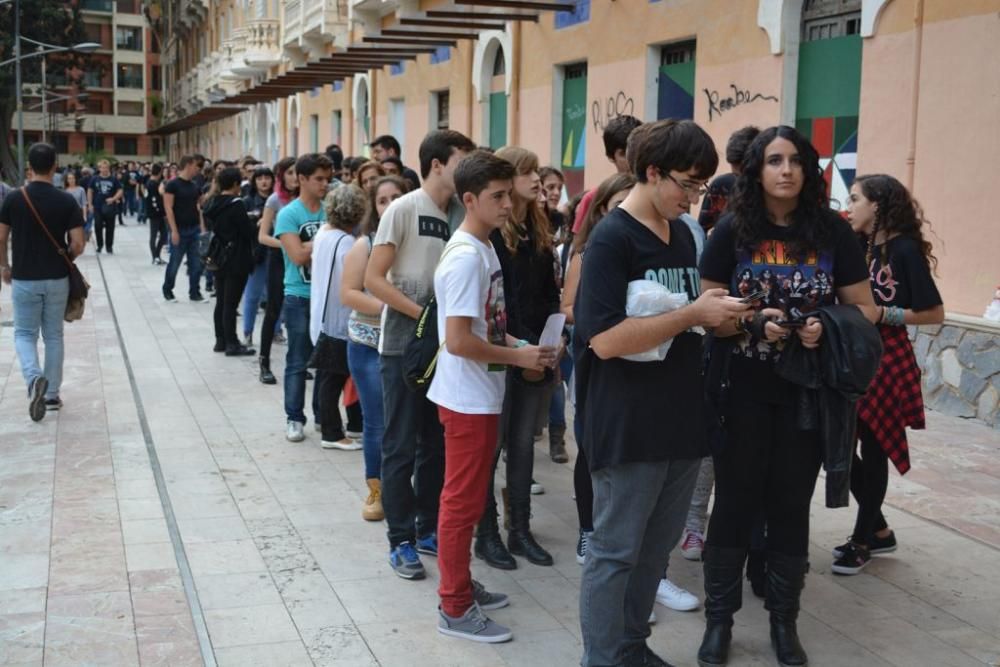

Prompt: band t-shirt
[
  {"left": 89, "top": 176, "right": 120, "bottom": 214},
  {"left": 0, "top": 182, "right": 84, "bottom": 281},
  {"left": 699, "top": 211, "right": 869, "bottom": 400},
  {"left": 428, "top": 231, "right": 508, "bottom": 415},
  {"left": 163, "top": 177, "right": 201, "bottom": 228},
  {"left": 275, "top": 198, "right": 325, "bottom": 299},
  {"left": 865, "top": 236, "right": 942, "bottom": 311},
  {"left": 372, "top": 188, "right": 454, "bottom": 356},
  {"left": 573, "top": 207, "right": 705, "bottom": 472}
]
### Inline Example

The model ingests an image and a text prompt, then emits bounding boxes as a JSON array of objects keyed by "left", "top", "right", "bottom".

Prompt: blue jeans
[
  {"left": 348, "top": 341, "right": 384, "bottom": 480},
  {"left": 125, "top": 189, "right": 139, "bottom": 216},
  {"left": 12, "top": 278, "right": 69, "bottom": 400},
  {"left": 282, "top": 295, "right": 315, "bottom": 424},
  {"left": 241, "top": 260, "right": 268, "bottom": 338},
  {"left": 163, "top": 226, "right": 203, "bottom": 297}
]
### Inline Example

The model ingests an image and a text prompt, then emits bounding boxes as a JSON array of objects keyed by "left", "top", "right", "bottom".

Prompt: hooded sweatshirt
[{"left": 203, "top": 194, "right": 254, "bottom": 275}]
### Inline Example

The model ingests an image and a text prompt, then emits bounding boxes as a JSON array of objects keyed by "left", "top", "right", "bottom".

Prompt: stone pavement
[{"left": 1, "top": 222, "right": 999, "bottom": 667}]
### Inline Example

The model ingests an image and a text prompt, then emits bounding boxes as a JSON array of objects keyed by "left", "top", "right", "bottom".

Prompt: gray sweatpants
[{"left": 579, "top": 458, "right": 700, "bottom": 666}]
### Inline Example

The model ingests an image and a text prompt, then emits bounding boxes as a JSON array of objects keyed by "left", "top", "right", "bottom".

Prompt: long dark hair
[
  {"left": 731, "top": 125, "right": 834, "bottom": 259},
  {"left": 855, "top": 173, "right": 938, "bottom": 274},
  {"left": 273, "top": 157, "right": 298, "bottom": 203}
]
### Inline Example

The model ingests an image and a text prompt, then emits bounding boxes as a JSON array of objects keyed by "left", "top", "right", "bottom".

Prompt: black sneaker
[
  {"left": 225, "top": 344, "right": 256, "bottom": 357},
  {"left": 831, "top": 543, "right": 871, "bottom": 575},
  {"left": 45, "top": 398, "right": 63, "bottom": 411},
  {"left": 28, "top": 376, "right": 48, "bottom": 422},
  {"left": 163, "top": 289, "right": 177, "bottom": 302},
  {"left": 213, "top": 340, "right": 226, "bottom": 353},
  {"left": 832, "top": 531, "right": 897, "bottom": 559},
  {"left": 190, "top": 293, "right": 206, "bottom": 303}
]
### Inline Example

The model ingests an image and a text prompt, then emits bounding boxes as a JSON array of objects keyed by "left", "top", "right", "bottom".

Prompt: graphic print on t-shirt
[
  {"left": 485, "top": 266, "right": 508, "bottom": 372},
  {"left": 297, "top": 221, "right": 322, "bottom": 284},
  {"left": 732, "top": 240, "right": 835, "bottom": 361},
  {"left": 418, "top": 215, "right": 450, "bottom": 241}
]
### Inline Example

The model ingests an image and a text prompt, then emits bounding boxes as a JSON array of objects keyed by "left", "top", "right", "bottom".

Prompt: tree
[{"left": 0, "top": 0, "right": 87, "bottom": 182}]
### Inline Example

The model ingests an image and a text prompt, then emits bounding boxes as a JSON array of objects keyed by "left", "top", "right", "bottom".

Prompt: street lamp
[{"left": 1, "top": 0, "right": 100, "bottom": 182}]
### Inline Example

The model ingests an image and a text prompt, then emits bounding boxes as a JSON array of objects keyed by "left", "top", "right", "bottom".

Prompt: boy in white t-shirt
[{"left": 429, "top": 151, "right": 557, "bottom": 644}]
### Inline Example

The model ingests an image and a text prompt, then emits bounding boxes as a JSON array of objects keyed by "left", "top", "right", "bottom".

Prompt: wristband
[{"left": 513, "top": 339, "right": 528, "bottom": 349}]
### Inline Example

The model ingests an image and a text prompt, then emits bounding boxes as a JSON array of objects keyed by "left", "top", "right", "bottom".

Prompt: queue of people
[{"left": 0, "top": 115, "right": 944, "bottom": 667}]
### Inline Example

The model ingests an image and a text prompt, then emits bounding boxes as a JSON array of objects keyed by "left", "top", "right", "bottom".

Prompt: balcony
[
  {"left": 244, "top": 18, "right": 282, "bottom": 69},
  {"left": 81, "top": 0, "right": 113, "bottom": 12},
  {"left": 222, "top": 27, "right": 264, "bottom": 79},
  {"left": 284, "top": 0, "right": 350, "bottom": 58}
]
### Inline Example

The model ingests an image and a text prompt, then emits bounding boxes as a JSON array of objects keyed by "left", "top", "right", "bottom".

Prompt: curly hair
[
  {"left": 730, "top": 125, "right": 835, "bottom": 259},
  {"left": 574, "top": 172, "right": 636, "bottom": 254},
  {"left": 855, "top": 174, "right": 938, "bottom": 274},
  {"left": 323, "top": 184, "right": 368, "bottom": 232},
  {"left": 495, "top": 146, "right": 553, "bottom": 256}
]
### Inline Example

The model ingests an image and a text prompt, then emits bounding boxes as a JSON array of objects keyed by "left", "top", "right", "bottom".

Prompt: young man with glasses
[{"left": 574, "top": 120, "right": 750, "bottom": 667}]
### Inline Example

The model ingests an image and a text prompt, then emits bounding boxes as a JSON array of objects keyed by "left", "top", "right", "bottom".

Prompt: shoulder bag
[
  {"left": 21, "top": 187, "right": 90, "bottom": 322},
  {"left": 307, "top": 234, "right": 348, "bottom": 372}
]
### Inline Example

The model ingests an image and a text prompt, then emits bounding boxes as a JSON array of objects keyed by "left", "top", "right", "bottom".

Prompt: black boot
[
  {"left": 507, "top": 501, "right": 553, "bottom": 566},
  {"left": 747, "top": 549, "right": 767, "bottom": 599},
  {"left": 226, "top": 343, "right": 256, "bottom": 357},
  {"left": 474, "top": 508, "right": 517, "bottom": 570},
  {"left": 259, "top": 357, "right": 277, "bottom": 385},
  {"left": 697, "top": 546, "right": 745, "bottom": 667},
  {"left": 765, "top": 552, "right": 809, "bottom": 667}
]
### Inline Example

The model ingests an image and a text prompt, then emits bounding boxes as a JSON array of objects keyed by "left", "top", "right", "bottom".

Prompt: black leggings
[
  {"left": 849, "top": 422, "right": 890, "bottom": 543},
  {"left": 707, "top": 398, "right": 822, "bottom": 557},
  {"left": 573, "top": 409, "right": 594, "bottom": 532},
  {"left": 94, "top": 211, "right": 116, "bottom": 251},
  {"left": 318, "top": 367, "right": 351, "bottom": 442},
  {"left": 213, "top": 270, "right": 249, "bottom": 347},
  {"left": 259, "top": 248, "right": 285, "bottom": 361},
  {"left": 149, "top": 216, "right": 167, "bottom": 260}
]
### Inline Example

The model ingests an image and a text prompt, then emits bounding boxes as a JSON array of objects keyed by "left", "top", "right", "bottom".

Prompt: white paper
[{"left": 539, "top": 313, "right": 566, "bottom": 348}]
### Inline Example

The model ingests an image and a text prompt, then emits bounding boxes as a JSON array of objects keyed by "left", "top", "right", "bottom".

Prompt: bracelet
[
  {"left": 887, "top": 306, "right": 906, "bottom": 327},
  {"left": 513, "top": 339, "right": 528, "bottom": 349}
]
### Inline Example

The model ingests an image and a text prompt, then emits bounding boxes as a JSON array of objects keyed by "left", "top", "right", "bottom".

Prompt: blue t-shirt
[{"left": 274, "top": 198, "right": 325, "bottom": 299}]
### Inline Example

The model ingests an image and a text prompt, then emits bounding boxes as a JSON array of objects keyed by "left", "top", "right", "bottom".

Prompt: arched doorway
[
  {"left": 287, "top": 97, "right": 300, "bottom": 157},
  {"left": 488, "top": 48, "right": 507, "bottom": 149},
  {"left": 353, "top": 75, "right": 370, "bottom": 155}
]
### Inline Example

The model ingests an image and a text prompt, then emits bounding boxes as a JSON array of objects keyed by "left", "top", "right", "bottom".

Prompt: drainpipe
[
  {"left": 466, "top": 42, "right": 474, "bottom": 137},
  {"left": 510, "top": 20, "right": 521, "bottom": 146},
  {"left": 905, "top": 0, "right": 925, "bottom": 189}
]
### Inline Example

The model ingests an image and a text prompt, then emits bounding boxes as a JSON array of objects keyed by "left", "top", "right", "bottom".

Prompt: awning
[{"left": 149, "top": 105, "right": 248, "bottom": 136}]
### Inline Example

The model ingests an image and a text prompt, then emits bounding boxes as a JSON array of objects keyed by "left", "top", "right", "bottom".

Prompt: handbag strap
[
  {"left": 319, "top": 233, "right": 348, "bottom": 327},
  {"left": 21, "top": 187, "right": 74, "bottom": 273}
]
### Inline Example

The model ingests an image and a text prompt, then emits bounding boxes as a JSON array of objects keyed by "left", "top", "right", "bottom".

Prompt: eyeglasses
[{"left": 662, "top": 172, "right": 709, "bottom": 199}]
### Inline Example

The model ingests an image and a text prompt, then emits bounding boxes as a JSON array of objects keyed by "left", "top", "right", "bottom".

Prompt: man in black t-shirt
[
  {"left": 0, "top": 143, "right": 85, "bottom": 421},
  {"left": 162, "top": 155, "right": 207, "bottom": 302},
  {"left": 697, "top": 126, "right": 759, "bottom": 233},
  {"left": 87, "top": 160, "right": 123, "bottom": 253},
  {"left": 574, "top": 121, "right": 750, "bottom": 667}
]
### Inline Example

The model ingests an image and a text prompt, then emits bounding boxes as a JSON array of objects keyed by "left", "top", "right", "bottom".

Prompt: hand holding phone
[{"left": 740, "top": 289, "right": 768, "bottom": 304}]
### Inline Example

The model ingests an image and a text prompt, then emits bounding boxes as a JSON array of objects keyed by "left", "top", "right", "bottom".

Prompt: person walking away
[
  {"left": 0, "top": 143, "right": 86, "bottom": 420},
  {"left": 162, "top": 156, "right": 208, "bottom": 303},
  {"left": 430, "top": 150, "right": 558, "bottom": 643},
  {"left": 145, "top": 164, "right": 168, "bottom": 265},
  {"left": 275, "top": 153, "right": 334, "bottom": 442},
  {"left": 204, "top": 167, "right": 256, "bottom": 356},
  {"left": 310, "top": 185, "right": 363, "bottom": 450},
  {"left": 697, "top": 125, "right": 877, "bottom": 667},
  {"left": 364, "top": 129, "right": 476, "bottom": 580},
  {"left": 257, "top": 158, "right": 297, "bottom": 384},
  {"left": 574, "top": 120, "right": 751, "bottom": 667},
  {"left": 87, "top": 160, "right": 123, "bottom": 253},
  {"left": 833, "top": 174, "right": 944, "bottom": 575},
  {"left": 341, "top": 175, "right": 409, "bottom": 521}
]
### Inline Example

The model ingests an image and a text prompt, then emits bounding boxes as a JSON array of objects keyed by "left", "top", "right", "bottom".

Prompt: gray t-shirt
[
  {"left": 265, "top": 192, "right": 287, "bottom": 237},
  {"left": 372, "top": 188, "right": 463, "bottom": 355}
]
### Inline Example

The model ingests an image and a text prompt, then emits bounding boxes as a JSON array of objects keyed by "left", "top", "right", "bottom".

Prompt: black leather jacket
[{"left": 775, "top": 304, "right": 882, "bottom": 508}]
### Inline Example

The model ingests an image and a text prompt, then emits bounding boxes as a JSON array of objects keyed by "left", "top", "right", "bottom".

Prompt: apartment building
[{"left": 19, "top": 0, "right": 162, "bottom": 163}]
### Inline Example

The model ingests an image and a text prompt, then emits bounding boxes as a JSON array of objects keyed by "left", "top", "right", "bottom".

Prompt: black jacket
[
  {"left": 202, "top": 195, "right": 255, "bottom": 275},
  {"left": 775, "top": 304, "right": 883, "bottom": 508}
]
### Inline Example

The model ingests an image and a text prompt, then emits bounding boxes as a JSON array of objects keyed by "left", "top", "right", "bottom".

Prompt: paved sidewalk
[{"left": 1, "top": 223, "right": 999, "bottom": 667}]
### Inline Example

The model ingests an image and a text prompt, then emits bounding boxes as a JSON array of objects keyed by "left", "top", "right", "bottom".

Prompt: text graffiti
[
  {"left": 704, "top": 84, "right": 779, "bottom": 121},
  {"left": 591, "top": 91, "right": 635, "bottom": 134}
]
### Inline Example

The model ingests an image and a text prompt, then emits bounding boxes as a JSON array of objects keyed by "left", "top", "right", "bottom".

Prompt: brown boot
[
  {"left": 362, "top": 479, "right": 384, "bottom": 521},
  {"left": 549, "top": 424, "right": 568, "bottom": 463}
]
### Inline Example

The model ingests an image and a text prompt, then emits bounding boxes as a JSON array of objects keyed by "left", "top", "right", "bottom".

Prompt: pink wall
[{"left": 581, "top": 60, "right": 647, "bottom": 189}]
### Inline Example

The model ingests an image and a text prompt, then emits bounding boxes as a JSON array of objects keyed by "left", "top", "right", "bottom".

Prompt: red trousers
[{"left": 437, "top": 406, "right": 499, "bottom": 617}]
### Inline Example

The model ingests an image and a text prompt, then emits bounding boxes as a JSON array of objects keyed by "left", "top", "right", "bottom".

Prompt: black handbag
[{"left": 307, "top": 235, "right": 348, "bottom": 371}]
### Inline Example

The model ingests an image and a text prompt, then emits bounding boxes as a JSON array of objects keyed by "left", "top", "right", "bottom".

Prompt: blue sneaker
[
  {"left": 389, "top": 542, "right": 425, "bottom": 580},
  {"left": 416, "top": 532, "right": 438, "bottom": 557}
]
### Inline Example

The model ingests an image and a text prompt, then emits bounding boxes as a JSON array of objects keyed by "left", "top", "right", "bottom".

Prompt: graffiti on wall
[
  {"left": 704, "top": 84, "right": 779, "bottom": 121},
  {"left": 591, "top": 91, "right": 635, "bottom": 134}
]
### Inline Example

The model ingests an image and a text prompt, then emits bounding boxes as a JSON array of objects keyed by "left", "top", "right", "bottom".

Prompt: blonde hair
[{"left": 494, "top": 146, "right": 552, "bottom": 255}]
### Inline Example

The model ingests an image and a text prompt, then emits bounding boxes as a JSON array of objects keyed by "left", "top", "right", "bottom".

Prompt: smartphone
[
  {"left": 774, "top": 319, "right": 806, "bottom": 328},
  {"left": 740, "top": 289, "right": 768, "bottom": 304}
]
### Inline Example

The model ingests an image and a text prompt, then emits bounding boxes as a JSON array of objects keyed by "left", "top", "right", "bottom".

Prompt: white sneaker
[
  {"left": 322, "top": 438, "right": 362, "bottom": 451},
  {"left": 530, "top": 479, "right": 544, "bottom": 495},
  {"left": 680, "top": 529, "right": 705, "bottom": 561},
  {"left": 286, "top": 421, "right": 305, "bottom": 442},
  {"left": 655, "top": 577, "right": 699, "bottom": 612},
  {"left": 648, "top": 609, "right": 657, "bottom": 624}
]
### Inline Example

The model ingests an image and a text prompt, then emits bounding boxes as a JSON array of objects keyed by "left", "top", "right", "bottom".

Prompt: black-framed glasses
[{"left": 663, "top": 172, "right": 709, "bottom": 199}]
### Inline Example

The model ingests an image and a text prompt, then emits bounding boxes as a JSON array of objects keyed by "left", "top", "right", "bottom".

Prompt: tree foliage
[{"left": 0, "top": 0, "right": 87, "bottom": 181}]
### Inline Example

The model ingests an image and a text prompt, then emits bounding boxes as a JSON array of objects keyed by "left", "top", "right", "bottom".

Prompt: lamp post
[{"left": 1, "top": 0, "right": 100, "bottom": 182}]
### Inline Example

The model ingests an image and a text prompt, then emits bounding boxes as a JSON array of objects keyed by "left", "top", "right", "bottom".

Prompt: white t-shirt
[
  {"left": 427, "top": 230, "right": 508, "bottom": 415},
  {"left": 371, "top": 188, "right": 454, "bottom": 355},
  {"left": 309, "top": 227, "right": 354, "bottom": 343}
]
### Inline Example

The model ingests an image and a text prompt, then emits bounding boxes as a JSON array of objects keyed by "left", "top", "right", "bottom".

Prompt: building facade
[
  {"left": 19, "top": 0, "right": 162, "bottom": 164},
  {"left": 155, "top": 0, "right": 1000, "bottom": 329}
]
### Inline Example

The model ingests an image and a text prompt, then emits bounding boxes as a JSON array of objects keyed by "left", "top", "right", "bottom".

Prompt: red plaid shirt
[{"left": 857, "top": 325, "right": 924, "bottom": 474}]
